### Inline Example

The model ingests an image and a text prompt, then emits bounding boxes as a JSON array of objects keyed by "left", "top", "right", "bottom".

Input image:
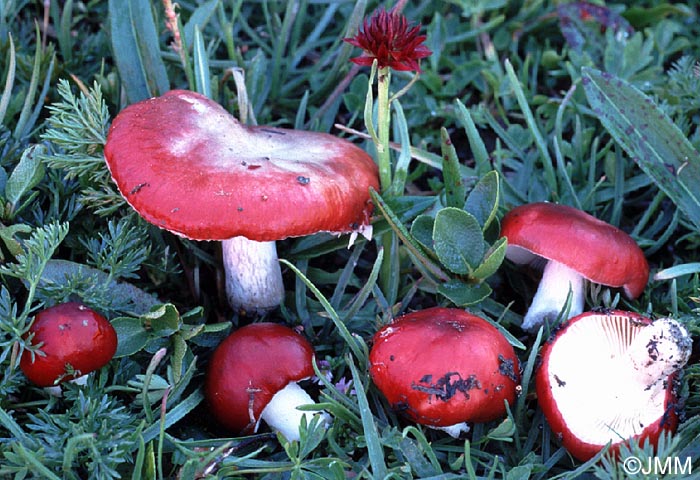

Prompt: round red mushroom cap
[
  {"left": 536, "top": 310, "right": 688, "bottom": 461},
  {"left": 369, "top": 307, "right": 520, "bottom": 428},
  {"left": 19, "top": 302, "right": 118, "bottom": 387},
  {"left": 104, "top": 90, "right": 379, "bottom": 241},
  {"left": 500, "top": 202, "right": 649, "bottom": 299},
  {"left": 204, "top": 322, "right": 315, "bottom": 434}
]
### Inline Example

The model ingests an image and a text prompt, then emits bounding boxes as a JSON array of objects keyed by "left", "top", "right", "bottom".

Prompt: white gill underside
[{"left": 546, "top": 316, "right": 665, "bottom": 445}]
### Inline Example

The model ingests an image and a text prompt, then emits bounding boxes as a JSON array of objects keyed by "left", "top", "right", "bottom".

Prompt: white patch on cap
[
  {"left": 178, "top": 92, "right": 210, "bottom": 114},
  {"left": 169, "top": 135, "right": 193, "bottom": 156}
]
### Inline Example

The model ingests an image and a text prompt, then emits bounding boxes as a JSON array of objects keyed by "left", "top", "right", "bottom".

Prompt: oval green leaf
[
  {"left": 410, "top": 214, "right": 435, "bottom": 253},
  {"left": 464, "top": 170, "right": 500, "bottom": 230},
  {"left": 471, "top": 236, "right": 508, "bottom": 280},
  {"left": 438, "top": 279, "right": 491, "bottom": 306},
  {"left": 433, "top": 207, "right": 484, "bottom": 274}
]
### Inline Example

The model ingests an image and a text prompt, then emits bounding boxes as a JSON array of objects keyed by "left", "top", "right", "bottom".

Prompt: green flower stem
[
  {"left": 374, "top": 67, "right": 399, "bottom": 302},
  {"left": 376, "top": 66, "right": 392, "bottom": 192}
]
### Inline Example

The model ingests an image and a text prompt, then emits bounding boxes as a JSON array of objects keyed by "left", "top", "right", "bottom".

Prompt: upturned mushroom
[
  {"left": 20, "top": 302, "right": 118, "bottom": 388},
  {"left": 536, "top": 309, "right": 692, "bottom": 461},
  {"left": 204, "top": 322, "right": 327, "bottom": 441},
  {"left": 104, "top": 90, "right": 379, "bottom": 314},
  {"left": 500, "top": 202, "right": 649, "bottom": 331},
  {"left": 369, "top": 307, "right": 520, "bottom": 437}
]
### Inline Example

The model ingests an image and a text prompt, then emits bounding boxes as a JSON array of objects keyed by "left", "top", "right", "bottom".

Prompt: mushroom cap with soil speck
[
  {"left": 19, "top": 302, "right": 118, "bottom": 387},
  {"left": 535, "top": 309, "right": 691, "bottom": 461},
  {"left": 103, "top": 90, "right": 378, "bottom": 242},
  {"left": 369, "top": 307, "right": 520, "bottom": 433}
]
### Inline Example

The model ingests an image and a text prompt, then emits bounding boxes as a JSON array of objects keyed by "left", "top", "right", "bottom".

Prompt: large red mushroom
[
  {"left": 500, "top": 202, "right": 649, "bottom": 331},
  {"left": 204, "top": 322, "right": 327, "bottom": 441},
  {"left": 104, "top": 90, "right": 379, "bottom": 314},
  {"left": 369, "top": 307, "right": 520, "bottom": 437},
  {"left": 20, "top": 302, "right": 118, "bottom": 388},
  {"left": 536, "top": 310, "right": 691, "bottom": 461}
]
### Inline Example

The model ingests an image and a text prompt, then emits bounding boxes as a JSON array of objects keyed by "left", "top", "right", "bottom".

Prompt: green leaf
[
  {"left": 471, "top": 236, "right": 507, "bottom": 280},
  {"left": 486, "top": 417, "right": 516, "bottom": 441},
  {"left": 653, "top": 262, "right": 700, "bottom": 280},
  {"left": 108, "top": 0, "right": 169, "bottom": 103},
  {"left": 112, "top": 316, "right": 150, "bottom": 357},
  {"left": 410, "top": 215, "right": 435, "bottom": 253},
  {"left": 144, "top": 303, "right": 181, "bottom": 336},
  {"left": 4, "top": 144, "right": 46, "bottom": 213},
  {"left": 0, "top": 34, "right": 16, "bottom": 127},
  {"left": 388, "top": 99, "right": 412, "bottom": 196},
  {"left": 0, "top": 166, "right": 6, "bottom": 198},
  {"left": 464, "top": 170, "right": 500, "bottom": 230},
  {"left": 39, "top": 259, "right": 160, "bottom": 315},
  {"left": 438, "top": 279, "right": 491, "bottom": 306},
  {"left": 433, "top": 207, "right": 484, "bottom": 274},
  {"left": 370, "top": 188, "right": 448, "bottom": 282},
  {"left": 455, "top": 99, "right": 490, "bottom": 176},
  {"left": 348, "top": 354, "right": 387, "bottom": 479},
  {"left": 182, "top": 0, "right": 218, "bottom": 48},
  {"left": 582, "top": 67, "right": 700, "bottom": 230},
  {"left": 504, "top": 59, "right": 557, "bottom": 198},
  {"left": 0, "top": 223, "right": 31, "bottom": 258},
  {"left": 440, "top": 127, "right": 466, "bottom": 208},
  {"left": 192, "top": 26, "right": 211, "bottom": 98}
]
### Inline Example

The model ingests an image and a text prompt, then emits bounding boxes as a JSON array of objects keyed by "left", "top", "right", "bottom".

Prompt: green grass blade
[
  {"left": 504, "top": 59, "right": 557, "bottom": 197},
  {"left": 109, "top": 0, "right": 169, "bottom": 103},
  {"left": 281, "top": 258, "right": 366, "bottom": 362},
  {"left": 440, "top": 127, "right": 467, "bottom": 208},
  {"left": 192, "top": 26, "right": 211, "bottom": 98},
  {"left": 582, "top": 67, "right": 700, "bottom": 230},
  {"left": 348, "top": 354, "right": 387, "bottom": 479},
  {"left": 455, "top": 99, "right": 490, "bottom": 176},
  {"left": 14, "top": 24, "right": 44, "bottom": 139},
  {"left": 0, "top": 34, "right": 15, "bottom": 126}
]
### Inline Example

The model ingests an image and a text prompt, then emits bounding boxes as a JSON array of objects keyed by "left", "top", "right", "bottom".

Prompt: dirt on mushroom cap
[
  {"left": 369, "top": 307, "right": 520, "bottom": 427},
  {"left": 535, "top": 310, "right": 684, "bottom": 461}
]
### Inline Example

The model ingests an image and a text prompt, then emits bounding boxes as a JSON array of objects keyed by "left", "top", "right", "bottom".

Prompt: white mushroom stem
[
  {"left": 626, "top": 318, "right": 692, "bottom": 390},
  {"left": 522, "top": 261, "right": 585, "bottom": 331},
  {"left": 44, "top": 374, "right": 89, "bottom": 397},
  {"left": 260, "top": 382, "right": 330, "bottom": 442},
  {"left": 434, "top": 422, "right": 470, "bottom": 438},
  {"left": 222, "top": 237, "right": 285, "bottom": 314}
]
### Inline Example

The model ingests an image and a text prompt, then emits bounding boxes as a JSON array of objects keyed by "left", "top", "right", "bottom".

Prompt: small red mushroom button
[
  {"left": 369, "top": 307, "right": 521, "bottom": 437},
  {"left": 205, "top": 322, "right": 328, "bottom": 441},
  {"left": 19, "top": 302, "right": 118, "bottom": 388},
  {"left": 500, "top": 203, "right": 649, "bottom": 331},
  {"left": 535, "top": 310, "right": 692, "bottom": 461}
]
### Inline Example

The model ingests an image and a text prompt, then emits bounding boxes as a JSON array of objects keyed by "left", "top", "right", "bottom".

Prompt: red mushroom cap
[
  {"left": 536, "top": 310, "right": 685, "bottom": 461},
  {"left": 204, "top": 322, "right": 315, "bottom": 434},
  {"left": 369, "top": 307, "right": 520, "bottom": 427},
  {"left": 500, "top": 202, "right": 649, "bottom": 298},
  {"left": 19, "top": 302, "right": 118, "bottom": 387},
  {"left": 103, "top": 90, "right": 379, "bottom": 241}
]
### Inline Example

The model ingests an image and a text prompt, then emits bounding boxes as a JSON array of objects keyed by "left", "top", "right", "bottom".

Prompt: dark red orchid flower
[{"left": 344, "top": 8, "right": 432, "bottom": 72}]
